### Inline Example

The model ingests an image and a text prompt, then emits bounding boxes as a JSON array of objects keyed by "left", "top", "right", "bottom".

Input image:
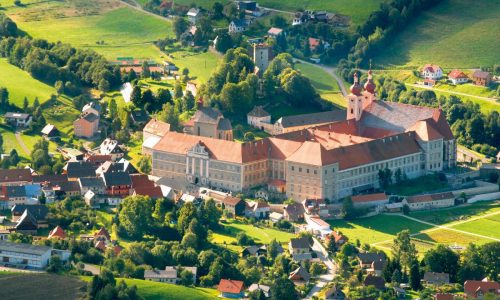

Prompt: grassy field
[
  {"left": 374, "top": 0, "right": 500, "bottom": 69},
  {"left": 385, "top": 174, "right": 449, "bottom": 196},
  {"left": 0, "top": 273, "right": 85, "bottom": 300},
  {"left": 0, "top": 59, "right": 57, "bottom": 106},
  {"left": 211, "top": 219, "right": 296, "bottom": 252},
  {"left": 81, "top": 276, "right": 219, "bottom": 300},
  {"left": 7, "top": 0, "right": 173, "bottom": 61},
  {"left": 295, "top": 62, "right": 345, "bottom": 108},
  {"left": 328, "top": 201, "right": 500, "bottom": 254},
  {"left": 172, "top": 0, "right": 384, "bottom": 26},
  {"left": 166, "top": 50, "right": 220, "bottom": 83}
]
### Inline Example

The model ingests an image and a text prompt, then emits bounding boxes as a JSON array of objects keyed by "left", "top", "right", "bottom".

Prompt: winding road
[
  {"left": 305, "top": 238, "right": 337, "bottom": 299},
  {"left": 405, "top": 83, "right": 499, "bottom": 105}
]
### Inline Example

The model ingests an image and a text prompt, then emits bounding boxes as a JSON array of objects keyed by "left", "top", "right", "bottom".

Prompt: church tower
[
  {"left": 346, "top": 73, "right": 363, "bottom": 121},
  {"left": 346, "top": 70, "right": 377, "bottom": 121}
]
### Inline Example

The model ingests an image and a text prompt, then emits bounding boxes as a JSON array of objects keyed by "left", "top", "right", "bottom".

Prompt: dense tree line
[
  {"left": 0, "top": 14, "right": 18, "bottom": 38},
  {"left": 0, "top": 37, "right": 122, "bottom": 93},
  {"left": 373, "top": 75, "right": 500, "bottom": 157}
]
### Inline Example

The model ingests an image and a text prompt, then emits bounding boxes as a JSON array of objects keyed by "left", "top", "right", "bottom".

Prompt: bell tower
[{"left": 346, "top": 73, "right": 363, "bottom": 121}]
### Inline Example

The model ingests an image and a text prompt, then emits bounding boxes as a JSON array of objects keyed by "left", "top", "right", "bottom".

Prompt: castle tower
[
  {"left": 346, "top": 73, "right": 363, "bottom": 121},
  {"left": 253, "top": 43, "right": 270, "bottom": 76}
]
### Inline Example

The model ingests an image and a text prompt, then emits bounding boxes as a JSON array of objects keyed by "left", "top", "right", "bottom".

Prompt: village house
[
  {"left": 267, "top": 27, "right": 284, "bottom": 38},
  {"left": 4, "top": 112, "right": 32, "bottom": 127},
  {"left": 269, "top": 211, "right": 283, "bottom": 223},
  {"left": 464, "top": 280, "right": 500, "bottom": 299},
  {"left": 101, "top": 171, "right": 132, "bottom": 200},
  {"left": 406, "top": 192, "right": 455, "bottom": 210},
  {"left": 41, "top": 124, "right": 60, "bottom": 140},
  {"left": 357, "top": 252, "right": 386, "bottom": 270},
  {"left": 0, "top": 169, "right": 33, "bottom": 186},
  {"left": 423, "top": 272, "right": 450, "bottom": 285},
  {"left": 247, "top": 106, "right": 271, "bottom": 130},
  {"left": 229, "top": 19, "right": 249, "bottom": 33},
  {"left": 74, "top": 111, "right": 99, "bottom": 138},
  {"left": 284, "top": 203, "right": 305, "bottom": 222},
  {"left": 421, "top": 64, "right": 443, "bottom": 80},
  {"left": 306, "top": 215, "right": 332, "bottom": 237},
  {"left": 48, "top": 226, "right": 67, "bottom": 239},
  {"left": 245, "top": 200, "right": 270, "bottom": 219},
  {"left": 218, "top": 279, "right": 245, "bottom": 299},
  {"left": 289, "top": 237, "right": 312, "bottom": 261},
  {"left": 325, "top": 231, "right": 348, "bottom": 249},
  {"left": 308, "top": 37, "right": 329, "bottom": 51},
  {"left": 472, "top": 70, "right": 492, "bottom": 86},
  {"left": 221, "top": 196, "right": 245, "bottom": 217},
  {"left": 448, "top": 69, "right": 469, "bottom": 85},
  {"left": 0, "top": 240, "right": 70, "bottom": 269},
  {"left": 185, "top": 81, "right": 198, "bottom": 97},
  {"left": 302, "top": 198, "right": 328, "bottom": 217},
  {"left": 247, "top": 284, "right": 271, "bottom": 298},
  {"left": 363, "top": 274, "right": 386, "bottom": 290},
  {"left": 289, "top": 266, "right": 311, "bottom": 284},
  {"left": 130, "top": 174, "right": 163, "bottom": 200},
  {"left": 367, "top": 259, "right": 386, "bottom": 277},
  {"left": 82, "top": 102, "right": 101, "bottom": 116},
  {"left": 144, "top": 266, "right": 197, "bottom": 284},
  {"left": 130, "top": 110, "right": 150, "bottom": 126},
  {"left": 64, "top": 161, "right": 97, "bottom": 180},
  {"left": 324, "top": 285, "right": 346, "bottom": 300},
  {"left": 351, "top": 193, "right": 389, "bottom": 210},
  {"left": 186, "top": 8, "right": 201, "bottom": 24},
  {"left": 11, "top": 205, "right": 48, "bottom": 228},
  {"left": 78, "top": 177, "right": 106, "bottom": 196},
  {"left": 98, "top": 139, "right": 124, "bottom": 161},
  {"left": 1, "top": 186, "right": 27, "bottom": 208}
]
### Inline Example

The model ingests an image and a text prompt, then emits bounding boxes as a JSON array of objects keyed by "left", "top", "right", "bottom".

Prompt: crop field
[
  {"left": 80, "top": 276, "right": 219, "bottom": 300},
  {"left": 329, "top": 201, "right": 500, "bottom": 254},
  {"left": 0, "top": 273, "right": 85, "bottom": 300},
  {"left": 374, "top": 0, "right": 500, "bottom": 69},
  {"left": 6, "top": 0, "right": 173, "bottom": 61}
]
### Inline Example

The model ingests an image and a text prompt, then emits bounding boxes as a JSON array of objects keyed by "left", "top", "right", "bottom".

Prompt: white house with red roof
[
  {"left": 306, "top": 215, "right": 332, "bottom": 237},
  {"left": 448, "top": 69, "right": 469, "bottom": 85},
  {"left": 218, "top": 279, "right": 245, "bottom": 298},
  {"left": 421, "top": 64, "right": 443, "bottom": 80}
]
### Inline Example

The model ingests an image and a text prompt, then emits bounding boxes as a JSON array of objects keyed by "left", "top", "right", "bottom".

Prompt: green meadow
[{"left": 374, "top": 0, "right": 500, "bottom": 69}]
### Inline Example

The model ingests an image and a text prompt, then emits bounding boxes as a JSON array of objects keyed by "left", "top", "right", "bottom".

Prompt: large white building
[
  {"left": 151, "top": 71, "right": 456, "bottom": 202},
  {"left": 0, "top": 240, "right": 69, "bottom": 269}
]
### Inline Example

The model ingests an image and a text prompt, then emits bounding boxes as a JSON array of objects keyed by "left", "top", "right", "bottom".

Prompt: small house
[
  {"left": 472, "top": 70, "right": 492, "bottom": 86},
  {"left": 289, "top": 237, "right": 312, "bottom": 261},
  {"left": 245, "top": 200, "right": 270, "bottom": 219},
  {"left": 357, "top": 252, "right": 386, "bottom": 269},
  {"left": 229, "top": 19, "right": 249, "bottom": 33},
  {"left": 41, "top": 124, "right": 60, "bottom": 140},
  {"left": 267, "top": 27, "right": 284, "bottom": 38},
  {"left": 4, "top": 112, "right": 32, "bottom": 128},
  {"left": 306, "top": 215, "right": 332, "bottom": 237},
  {"left": 269, "top": 212, "right": 283, "bottom": 223},
  {"left": 421, "top": 64, "right": 443, "bottom": 80},
  {"left": 221, "top": 196, "right": 245, "bottom": 216},
  {"left": 98, "top": 139, "right": 124, "bottom": 161},
  {"left": 218, "top": 279, "right": 245, "bottom": 299},
  {"left": 423, "top": 271, "right": 450, "bottom": 285},
  {"left": 283, "top": 203, "right": 305, "bottom": 222},
  {"left": 130, "top": 110, "right": 150, "bottom": 125},
  {"left": 363, "top": 274, "right": 385, "bottom": 290},
  {"left": 74, "top": 111, "right": 99, "bottom": 138},
  {"left": 289, "top": 266, "right": 311, "bottom": 284},
  {"left": 405, "top": 192, "right": 455, "bottom": 210},
  {"left": 48, "top": 226, "right": 67, "bottom": 239},
  {"left": 448, "top": 69, "right": 469, "bottom": 85},
  {"left": 247, "top": 284, "right": 271, "bottom": 298},
  {"left": 187, "top": 8, "right": 201, "bottom": 24},
  {"left": 247, "top": 106, "right": 271, "bottom": 129},
  {"left": 464, "top": 280, "right": 500, "bottom": 299},
  {"left": 351, "top": 193, "right": 388, "bottom": 209},
  {"left": 324, "top": 285, "right": 346, "bottom": 300}
]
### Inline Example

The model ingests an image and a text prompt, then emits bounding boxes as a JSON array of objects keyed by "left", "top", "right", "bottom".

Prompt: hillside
[
  {"left": 374, "top": 0, "right": 500, "bottom": 69},
  {"left": 0, "top": 273, "right": 85, "bottom": 300},
  {"left": 6, "top": 0, "right": 172, "bottom": 61},
  {"left": 171, "top": 0, "right": 385, "bottom": 26}
]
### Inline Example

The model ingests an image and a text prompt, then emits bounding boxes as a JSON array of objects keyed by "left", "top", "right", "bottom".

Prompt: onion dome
[
  {"left": 364, "top": 70, "right": 376, "bottom": 94},
  {"left": 350, "top": 73, "right": 362, "bottom": 96}
]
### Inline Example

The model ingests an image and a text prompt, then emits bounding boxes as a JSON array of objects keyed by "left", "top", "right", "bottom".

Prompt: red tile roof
[
  {"left": 422, "top": 64, "right": 442, "bottom": 73},
  {"left": 48, "top": 226, "right": 67, "bottom": 239},
  {"left": 309, "top": 37, "right": 321, "bottom": 50},
  {"left": 351, "top": 193, "right": 387, "bottom": 203},
  {"left": 406, "top": 119, "right": 443, "bottom": 141},
  {"left": 144, "top": 119, "right": 171, "bottom": 137},
  {"left": 448, "top": 69, "right": 468, "bottom": 79},
  {"left": 406, "top": 192, "right": 454, "bottom": 204},
  {"left": 435, "top": 293, "right": 454, "bottom": 300},
  {"left": 94, "top": 227, "right": 111, "bottom": 240},
  {"left": 464, "top": 280, "right": 500, "bottom": 298},
  {"left": 218, "top": 279, "right": 245, "bottom": 294},
  {"left": 95, "top": 240, "right": 107, "bottom": 252}
]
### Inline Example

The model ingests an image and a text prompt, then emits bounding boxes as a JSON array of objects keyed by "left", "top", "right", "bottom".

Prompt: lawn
[
  {"left": 328, "top": 215, "right": 432, "bottom": 246},
  {"left": 0, "top": 59, "right": 57, "bottom": 106},
  {"left": 449, "top": 213, "right": 500, "bottom": 240},
  {"left": 81, "top": 276, "right": 219, "bottom": 300},
  {"left": 7, "top": 1, "right": 173, "bottom": 61},
  {"left": 409, "top": 202, "right": 500, "bottom": 225},
  {"left": 385, "top": 174, "right": 449, "bottom": 196},
  {"left": 213, "top": 219, "right": 296, "bottom": 245},
  {"left": 374, "top": 0, "right": 500, "bottom": 69},
  {"left": 165, "top": 50, "right": 221, "bottom": 83},
  {"left": 0, "top": 273, "right": 85, "bottom": 300}
]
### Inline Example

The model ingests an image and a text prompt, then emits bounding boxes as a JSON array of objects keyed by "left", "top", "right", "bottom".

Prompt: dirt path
[
  {"left": 405, "top": 83, "right": 499, "bottom": 104},
  {"left": 294, "top": 59, "right": 348, "bottom": 96},
  {"left": 119, "top": 0, "right": 172, "bottom": 22},
  {"left": 14, "top": 131, "right": 30, "bottom": 155}
]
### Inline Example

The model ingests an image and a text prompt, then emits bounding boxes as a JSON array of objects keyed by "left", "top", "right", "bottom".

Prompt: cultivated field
[
  {"left": 329, "top": 201, "right": 500, "bottom": 254},
  {"left": 0, "top": 273, "right": 85, "bottom": 300},
  {"left": 374, "top": 0, "right": 500, "bottom": 69}
]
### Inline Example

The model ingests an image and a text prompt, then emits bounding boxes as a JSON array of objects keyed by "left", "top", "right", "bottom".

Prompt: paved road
[
  {"left": 405, "top": 83, "right": 499, "bottom": 104},
  {"left": 305, "top": 238, "right": 337, "bottom": 299},
  {"left": 14, "top": 131, "right": 30, "bottom": 155}
]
